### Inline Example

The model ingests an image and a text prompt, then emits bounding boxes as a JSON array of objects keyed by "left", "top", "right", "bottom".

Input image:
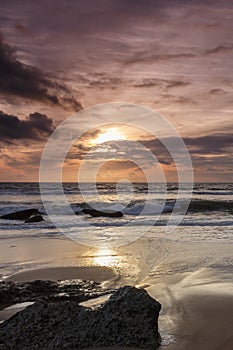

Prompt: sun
[{"left": 96, "top": 128, "right": 125, "bottom": 144}]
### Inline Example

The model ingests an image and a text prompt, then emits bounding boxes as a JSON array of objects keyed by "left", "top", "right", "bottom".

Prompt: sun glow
[{"left": 96, "top": 128, "right": 125, "bottom": 144}]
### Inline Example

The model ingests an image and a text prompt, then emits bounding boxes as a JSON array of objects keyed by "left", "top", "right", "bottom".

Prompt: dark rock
[
  {"left": 25, "top": 215, "right": 44, "bottom": 223},
  {"left": 188, "top": 199, "right": 233, "bottom": 213},
  {"left": 0, "top": 285, "right": 161, "bottom": 350},
  {"left": 82, "top": 208, "right": 123, "bottom": 217},
  {"left": 0, "top": 279, "right": 113, "bottom": 309},
  {"left": 0, "top": 209, "right": 40, "bottom": 220}
]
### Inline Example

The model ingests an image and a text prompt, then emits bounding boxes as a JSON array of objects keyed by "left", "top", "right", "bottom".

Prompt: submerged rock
[
  {"left": 0, "top": 208, "right": 40, "bottom": 220},
  {"left": 82, "top": 208, "right": 123, "bottom": 217},
  {"left": 25, "top": 215, "right": 44, "bottom": 223},
  {"left": 0, "top": 279, "right": 113, "bottom": 309},
  {"left": 0, "top": 285, "right": 161, "bottom": 350}
]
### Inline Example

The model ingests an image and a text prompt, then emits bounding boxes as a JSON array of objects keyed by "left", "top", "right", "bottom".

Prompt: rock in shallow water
[
  {"left": 0, "top": 208, "right": 40, "bottom": 220},
  {"left": 82, "top": 208, "right": 123, "bottom": 217},
  {"left": 0, "top": 285, "right": 161, "bottom": 350},
  {"left": 0, "top": 279, "right": 112, "bottom": 309},
  {"left": 25, "top": 215, "right": 44, "bottom": 223}
]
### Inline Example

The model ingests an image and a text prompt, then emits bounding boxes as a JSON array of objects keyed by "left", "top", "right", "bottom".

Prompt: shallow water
[{"left": 0, "top": 183, "right": 232, "bottom": 245}]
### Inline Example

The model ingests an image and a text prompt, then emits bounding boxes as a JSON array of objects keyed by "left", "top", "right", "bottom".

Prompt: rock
[
  {"left": 0, "top": 279, "right": 113, "bottom": 309},
  {"left": 0, "top": 209, "right": 40, "bottom": 220},
  {"left": 82, "top": 208, "right": 123, "bottom": 217},
  {"left": 25, "top": 215, "right": 44, "bottom": 223},
  {"left": 0, "top": 285, "right": 161, "bottom": 350}
]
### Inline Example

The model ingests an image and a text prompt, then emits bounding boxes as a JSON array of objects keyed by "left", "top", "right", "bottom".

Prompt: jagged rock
[
  {"left": 25, "top": 215, "right": 44, "bottom": 223},
  {"left": 82, "top": 208, "right": 123, "bottom": 217},
  {"left": 0, "top": 286, "right": 161, "bottom": 350},
  {"left": 0, "top": 279, "right": 113, "bottom": 309},
  {"left": 0, "top": 209, "right": 40, "bottom": 220}
]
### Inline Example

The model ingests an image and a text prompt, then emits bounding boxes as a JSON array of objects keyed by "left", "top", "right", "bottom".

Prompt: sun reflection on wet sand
[{"left": 93, "top": 248, "right": 119, "bottom": 267}]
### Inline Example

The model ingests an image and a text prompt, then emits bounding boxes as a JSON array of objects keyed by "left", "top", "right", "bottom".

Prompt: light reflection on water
[{"left": 92, "top": 248, "right": 119, "bottom": 267}]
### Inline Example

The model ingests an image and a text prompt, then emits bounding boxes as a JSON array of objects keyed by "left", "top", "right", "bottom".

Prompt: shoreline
[
  {"left": 1, "top": 264, "right": 233, "bottom": 349},
  {"left": 0, "top": 235, "right": 233, "bottom": 349},
  {"left": 166, "top": 292, "right": 233, "bottom": 350},
  {"left": 6, "top": 266, "right": 117, "bottom": 283}
]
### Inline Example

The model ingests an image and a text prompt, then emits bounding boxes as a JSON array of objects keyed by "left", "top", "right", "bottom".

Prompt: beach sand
[
  {"left": 0, "top": 235, "right": 233, "bottom": 349},
  {"left": 6, "top": 266, "right": 116, "bottom": 283},
  {"left": 166, "top": 293, "right": 233, "bottom": 350},
  {"left": 147, "top": 267, "right": 233, "bottom": 350}
]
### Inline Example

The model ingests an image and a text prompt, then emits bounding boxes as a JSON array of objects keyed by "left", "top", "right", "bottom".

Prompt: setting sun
[{"left": 96, "top": 128, "right": 125, "bottom": 144}]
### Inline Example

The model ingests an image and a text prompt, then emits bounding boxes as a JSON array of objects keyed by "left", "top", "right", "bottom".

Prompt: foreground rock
[
  {"left": 25, "top": 215, "right": 45, "bottom": 223},
  {"left": 82, "top": 208, "right": 123, "bottom": 217},
  {"left": 0, "top": 279, "right": 113, "bottom": 309},
  {"left": 0, "top": 286, "right": 161, "bottom": 350},
  {"left": 0, "top": 208, "right": 40, "bottom": 220}
]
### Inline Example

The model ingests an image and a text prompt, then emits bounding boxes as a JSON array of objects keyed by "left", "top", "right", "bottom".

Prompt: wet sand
[
  {"left": 146, "top": 266, "right": 233, "bottom": 350},
  {"left": 6, "top": 266, "right": 116, "bottom": 283},
  {"left": 0, "top": 235, "right": 233, "bottom": 349},
  {"left": 167, "top": 293, "right": 233, "bottom": 350}
]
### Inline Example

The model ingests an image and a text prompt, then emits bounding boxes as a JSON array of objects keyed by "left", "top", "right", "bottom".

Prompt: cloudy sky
[{"left": 0, "top": 0, "right": 232, "bottom": 182}]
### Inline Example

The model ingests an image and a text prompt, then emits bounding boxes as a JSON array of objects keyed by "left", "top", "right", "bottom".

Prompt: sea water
[{"left": 0, "top": 182, "right": 232, "bottom": 243}]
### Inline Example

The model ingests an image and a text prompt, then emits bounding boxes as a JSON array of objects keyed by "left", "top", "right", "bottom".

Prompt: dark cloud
[
  {"left": 14, "top": 22, "right": 28, "bottom": 34},
  {"left": 205, "top": 43, "right": 233, "bottom": 55},
  {"left": 78, "top": 74, "right": 191, "bottom": 91},
  {"left": 65, "top": 128, "right": 102, "bottom": 160},
  {"left": 142, "top": 132, "right": 233, "bottom": 163},
  {"left": 0, "top": 33, "right": 82, "bottom": 111},
  {"left": 185, "top": 133, "right": 233, "bottom": 154},
  {"left": 0, "top": 111, "right": 55, "bottom": 142},
  {"left": 154, "top": 94, "right": 196, "bottom": 105},
  {"left": 209, "top": 88, "right": 227, "bottom": 95},
  {"left": 169, "top": 95, "right": 195, "bottom": 104},
  {"left": 131, "top": 78, "right": 191, "bottom": 89},
  {"left": 124, "top": 43, "right": 233, "bottom": 67},
  {"left": 77, "top": 128, "right": 101, "bottom": 146},
  {"left": 125, "top": 52, "right": 196, "bottom": 65},
  {"left": 122, "top": 41, "right": 233, "bottom": 71}
]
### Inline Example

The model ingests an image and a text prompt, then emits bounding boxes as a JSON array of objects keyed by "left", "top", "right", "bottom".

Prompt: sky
[{"left": 0, "top": 0, "right": 232, "bottom": 182}]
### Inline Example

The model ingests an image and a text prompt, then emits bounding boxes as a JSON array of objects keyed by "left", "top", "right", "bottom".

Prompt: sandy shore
[
  {"left": 0, "top": 235, "right": 233, "bottom": 349},
  {"left": 2, "top": 265, "right": 233, "bottom": 349},
  {"left": 6, "top": 266, "right": 116, "bottom": 283},
  {"left": 146, "top": 266, "right": 233, "bottom": 350},
  {"left": 166, "top": 293, "right": 233, "bottom": 350}
]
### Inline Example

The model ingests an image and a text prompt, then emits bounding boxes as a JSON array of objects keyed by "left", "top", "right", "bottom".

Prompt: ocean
[{"left": 0, "top": 182, "right": 232, "bottom": 245}]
